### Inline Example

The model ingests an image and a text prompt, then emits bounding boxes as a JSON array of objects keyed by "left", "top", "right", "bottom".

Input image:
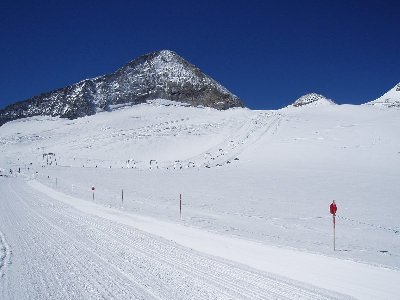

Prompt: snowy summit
[
  {"left": 0, "top": 50, "right": 244, "bottom": 126},
  {"left": 290, "top": 93, "right": 336, "bottom": 108}
]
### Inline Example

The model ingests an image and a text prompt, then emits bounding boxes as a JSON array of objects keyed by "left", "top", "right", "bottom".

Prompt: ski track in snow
[
  {"left": 189, "top": 112, "right": 282, "bottom": 168},
  {"left": 0, "top": 178, "right": 346, "bottom": 300},
  {"left": 0, "top": 230, "right": 12, "bottom": 280}
]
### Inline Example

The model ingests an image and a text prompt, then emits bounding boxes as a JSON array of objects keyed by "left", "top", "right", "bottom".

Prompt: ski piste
[{"left": 1, "top": 99, "right": 399, "bottom": 299}]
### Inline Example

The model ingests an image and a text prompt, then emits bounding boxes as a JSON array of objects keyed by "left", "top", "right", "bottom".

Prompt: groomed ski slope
[
  {"left": 1, "top": 179, "right": 348, "bottom": 300},
  {"left": 32, "top": 179, "right": 400, "bottom": 299},
  {"left": 1, "top": 100, "right": 400, "bottom": 298}
]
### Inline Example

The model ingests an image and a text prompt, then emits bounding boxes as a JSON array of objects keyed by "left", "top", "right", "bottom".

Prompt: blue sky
[{"left": 1, "top": 0, "right": 399, "bottom": 110}]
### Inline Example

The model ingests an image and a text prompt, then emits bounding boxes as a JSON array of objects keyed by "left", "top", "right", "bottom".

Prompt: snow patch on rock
[{"left": 291, "top": 93, "right": 336, "bottom": 108}]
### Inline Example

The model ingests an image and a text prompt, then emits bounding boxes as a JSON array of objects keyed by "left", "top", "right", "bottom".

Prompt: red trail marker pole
[{"left": 330, "top": 200, "right": 337, "bottom": 251}]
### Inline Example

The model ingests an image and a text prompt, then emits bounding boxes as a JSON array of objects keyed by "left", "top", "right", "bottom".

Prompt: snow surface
[
  {"left": 1, "top": 100, "right": 400, "bottom": 299},
  {"left": 1, "top": 179, "right": 346, "bottom": 299}
]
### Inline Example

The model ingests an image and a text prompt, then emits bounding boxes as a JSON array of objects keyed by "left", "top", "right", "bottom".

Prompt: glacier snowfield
[{"left": 0, "top": 101, "right": 399, "bottom": 299}]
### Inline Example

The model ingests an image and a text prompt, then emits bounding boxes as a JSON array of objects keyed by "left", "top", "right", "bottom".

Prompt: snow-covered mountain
[
  {"left": 0, "top": 50, "right": 244, "bottom": 126},
  {"left": 366, "top": 82, "right": 400, "bottom": 108},
  {"left": 290, "top": 93, "right": 336, "bottom": 107}
]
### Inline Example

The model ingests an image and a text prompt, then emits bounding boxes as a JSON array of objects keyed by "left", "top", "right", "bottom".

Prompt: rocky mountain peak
[
  {"left": 291, "top": 93, "right": 336, "bottom": 107},
  {"left": 0, "top": 50, "right": 244, "bottom": 126}
]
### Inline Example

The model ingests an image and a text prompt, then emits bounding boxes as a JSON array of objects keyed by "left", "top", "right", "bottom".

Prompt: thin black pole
[{"left": 180, "top": 193, "right": 182, "bottom": 220}]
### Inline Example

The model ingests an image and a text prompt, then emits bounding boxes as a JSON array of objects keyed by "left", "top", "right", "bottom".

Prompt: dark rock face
[{"left": 0, "top": 50, "right": 244, "bottom": 126}]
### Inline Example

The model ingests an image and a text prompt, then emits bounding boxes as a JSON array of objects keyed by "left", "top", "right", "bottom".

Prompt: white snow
[
  {"left": 28, "top": 179, "right": 400, "bottom": 299},
  {"left": 1, "top": 100, "right": 399, "bottom": 299}
]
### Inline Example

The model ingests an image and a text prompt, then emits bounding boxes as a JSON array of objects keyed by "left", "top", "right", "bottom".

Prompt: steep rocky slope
[{"left": 0, "top": 50, "right": 244, "bottom": 126}]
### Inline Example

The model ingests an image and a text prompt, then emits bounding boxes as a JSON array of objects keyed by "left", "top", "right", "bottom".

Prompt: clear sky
[{"left": 1, "top": 0, "right": 399, "bottom": 110}]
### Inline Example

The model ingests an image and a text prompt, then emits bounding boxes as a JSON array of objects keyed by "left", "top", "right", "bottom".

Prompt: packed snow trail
[
  {"left": 27, "top": 179, "right": 400, "bottom": 299},
  {"left": 0, "top": 178, "right": 345, "bottom": 300}
]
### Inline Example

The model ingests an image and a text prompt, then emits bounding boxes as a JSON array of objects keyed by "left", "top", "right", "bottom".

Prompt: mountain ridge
[{"left": 0, "top": 50, "right": 244, "bottom": 126}]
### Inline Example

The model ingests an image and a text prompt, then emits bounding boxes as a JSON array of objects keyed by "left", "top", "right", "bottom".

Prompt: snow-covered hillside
[
  {"left": 1, "top": 100, "right": 399, "bottom": 299},
  {"left": 366, "top": 82, "right": 400, "bottom": 108}
]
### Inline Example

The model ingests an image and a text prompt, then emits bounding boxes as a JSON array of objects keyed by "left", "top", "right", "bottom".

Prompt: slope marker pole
[{"left": 333, "top": 215, "right": 336, "bottom": 251}]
